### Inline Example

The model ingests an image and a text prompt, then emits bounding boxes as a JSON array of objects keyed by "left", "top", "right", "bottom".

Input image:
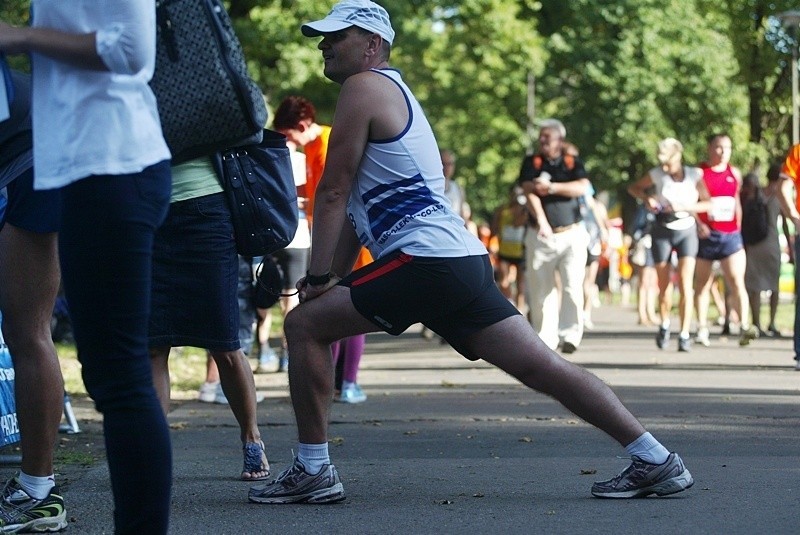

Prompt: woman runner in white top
[{"left": 628, "top": 138, "right": 712, "bottom": 353}]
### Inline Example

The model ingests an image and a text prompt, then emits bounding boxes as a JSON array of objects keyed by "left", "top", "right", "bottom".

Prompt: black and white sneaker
[
  {"left": 656, "top": 327, "right": 670, "bottom": 349},
  {"left": 0, "top": 476, "right": 67, "bottom": 532},
  {"left": 248, "top": 459, "right": 345, "bottom": 504},
  {"left": 591, "top": 452, "right": 693, "bottom": 498}
]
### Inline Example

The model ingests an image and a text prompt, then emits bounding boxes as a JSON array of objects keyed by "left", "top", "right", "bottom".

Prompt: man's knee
[
  {"left": 3, "top": 327, "right": 55, "bottom": 364},
  {"left": 283, "top": 307, "right": 300, "bottom": 336},
  {"left": 284, "top": 306, "right": 316, "bottom": 344}
]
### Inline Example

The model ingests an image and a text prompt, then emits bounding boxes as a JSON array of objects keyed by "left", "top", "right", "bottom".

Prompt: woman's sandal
[{"left": 241, "top": 440, "right": 270, "bottom": 481}]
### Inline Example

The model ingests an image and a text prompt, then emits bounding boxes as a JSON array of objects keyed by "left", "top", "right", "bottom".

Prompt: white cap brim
[{"left": 301, "top": 19, "right": 353, "bottom": 38}]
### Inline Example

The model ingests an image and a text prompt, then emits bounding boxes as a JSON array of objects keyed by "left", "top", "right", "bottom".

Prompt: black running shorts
[{"left": 339, "top": 250, "right": 520, "bottom": 359}]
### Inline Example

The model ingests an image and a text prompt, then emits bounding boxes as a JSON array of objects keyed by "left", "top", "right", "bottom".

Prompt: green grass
[
  {"left": 753, "top": 298, "right": 794, "bottom": 333},
  {"left": 54, "top": 298, "right": 796, "bottom": 398},
  {"left": 56, "top": 304, "right": 285, "bottom": 399},
  {"left": 56, "top": 343, "right": 213, "bottom": 399},
  {"left": 54, "top": 448, "right": 98, "bottom": 467}
]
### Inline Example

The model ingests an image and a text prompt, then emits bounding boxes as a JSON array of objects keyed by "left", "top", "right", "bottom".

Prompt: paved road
[{"left": 22, "top": 304, "right": 800, "bottom": 533}]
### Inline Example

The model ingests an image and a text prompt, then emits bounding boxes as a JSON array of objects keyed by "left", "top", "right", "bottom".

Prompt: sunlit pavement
[{"left": 55, "top": 303, "right": 799, "bottom": 534}]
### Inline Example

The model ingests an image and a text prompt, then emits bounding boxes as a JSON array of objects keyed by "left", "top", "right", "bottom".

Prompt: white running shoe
[
  {"left": 695, "top": 328, "right": 710, "bottom": 347},
  {"left": 198, "top": 382, "right": 218, "bottom": 403}
]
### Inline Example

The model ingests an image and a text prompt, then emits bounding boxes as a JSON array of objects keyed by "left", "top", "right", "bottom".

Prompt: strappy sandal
[{"left": 241, "top": 440, "right": 270, "bottom": 481}]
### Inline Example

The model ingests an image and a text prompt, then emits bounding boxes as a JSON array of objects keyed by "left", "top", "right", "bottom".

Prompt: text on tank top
[{"left": 346, "top": 69, "right": 486, "bottom": 259}]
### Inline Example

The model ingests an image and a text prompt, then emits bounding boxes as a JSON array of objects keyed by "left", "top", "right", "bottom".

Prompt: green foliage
[
  {"left": 389, "top": 0, "right": 545, "bottom": 220},
  {"left": 230, "top": 0, "right": 544, "bottom": 220},
  {"left": 3, "top": 0, "right": 799, "bottom": 217},
  {"left": 1, "top": 2, "right": 30, "bottom": 71},
  {"left": 539, "top": 0, "right": 752, "bottom": 188},
  {"left": 696, "top": 0, "right": 796, "bottom": 155}
]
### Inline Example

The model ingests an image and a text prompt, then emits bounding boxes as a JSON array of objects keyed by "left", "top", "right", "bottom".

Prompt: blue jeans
[{"left": 58, "top": 161, "right": 172, "bottom": 534}]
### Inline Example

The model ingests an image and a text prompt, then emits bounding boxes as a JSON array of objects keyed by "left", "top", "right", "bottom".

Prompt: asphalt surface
[{"left": 8, "top": 304, "right": 800, "bottom": 534}]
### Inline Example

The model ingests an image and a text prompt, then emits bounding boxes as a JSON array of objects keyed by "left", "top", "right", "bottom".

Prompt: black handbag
[
  {"left": 150, "top": 0, "right": 268, "bottom": 164},
  {"left": 212, "top": 130, "right": 299, "bottom": 257},
  {"left": 253, "top": 256, "right": 284, "bottom": 309}
]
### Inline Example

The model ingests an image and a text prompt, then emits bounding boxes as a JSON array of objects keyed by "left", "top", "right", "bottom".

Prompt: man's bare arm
[
  {"left": 330, "top": 219, "right": 363, "bottom": 278},
  {"left": 779, "top": 175, "right": 800, "bottom": 226},
  {"left": 521, "top": 181, "right": 552, "bottom": 237},
  {"left": 533, "top": 177, "right": 589, "bottom": 198},
  {"left": 302, "top": 72, "right": 400, "bottom": 301}
]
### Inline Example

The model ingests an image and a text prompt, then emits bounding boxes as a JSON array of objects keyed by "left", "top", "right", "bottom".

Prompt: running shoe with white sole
[
  {"left": 0, "top": 477, "right": 67, "bottom": 533},
  {"left": 336, "top": 384, "right": 367, "bottom": 404},
  {"left": 695, "top": 327, "right": 710, "bottom": 347},
  {"left": 739, "top": 325, "right": 758, "bottom": 347},
  {"left": 256, "top": 349, "right": 279, "bottom": 374},
  {"left": 591, "top": 452, "right": 693, "bottom": 498},
  {"left": 248, "top": 459, "right": 345, "bottom": 504},
  {"left": 198, "top": 381, "right": 218, "bottom": 403},
  {"left": 656, "top": 327, "right": 670, "bottom": 349}
]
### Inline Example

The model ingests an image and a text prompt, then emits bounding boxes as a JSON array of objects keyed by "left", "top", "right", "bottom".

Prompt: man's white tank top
[{"left": 347, "top": 69, "right": 487, "bottom": 260}]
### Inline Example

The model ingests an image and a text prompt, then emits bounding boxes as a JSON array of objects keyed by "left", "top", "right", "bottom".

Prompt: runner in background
[
  {"left": 693, "top": 133, "right": 756, "bottom": 347},
  {"left": 491, "top": 185, "right": 528, "bottom": 310}
]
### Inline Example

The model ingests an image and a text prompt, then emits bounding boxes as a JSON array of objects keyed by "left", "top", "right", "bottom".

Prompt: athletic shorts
[
  {"left": 149, "top": 193, "right": 240, "bottom": 351},
  {"left": 497, "top": 254, "right": 525, "bottom": 269},
  {"left": 273, "top": 247, "right": 309, "bottom": 290},
  {"left": 0, "top": 166, "right": 61, "bottom": 234},
  {"left": 697, "top": 230, "right": 743, "bottom": 261},
  {"left": 651, "top": 224, "right": 698, "bottom": 264},
  {"left": 339, "top": 251, "right": 520, "bottom": 359}
]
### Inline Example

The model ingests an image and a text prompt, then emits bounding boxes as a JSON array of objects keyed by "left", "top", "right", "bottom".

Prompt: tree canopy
[{"left": 2, "top": 0, "right": 798, "bottom": 220}]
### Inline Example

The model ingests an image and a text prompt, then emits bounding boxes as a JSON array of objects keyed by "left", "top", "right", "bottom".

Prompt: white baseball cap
[{"left": 301, "top": 0, "right": 395, "bottom": 45}]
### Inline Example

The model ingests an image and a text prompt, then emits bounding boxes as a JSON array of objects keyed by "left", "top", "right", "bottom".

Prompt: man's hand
[
  {"left": 533, "top": 180, "right": 553, "bottom": 197},
  {"left": 537, "top": 220, "right": 553, "bottom": 239},
  {"left": 696, "top": 222, "right": 711, "bottom": 239},
  {"left": 297, "top": 276, "right": 341, "bottom": 304},
  {"left": 643, "top": 196, "right": 661, "bottom": 214}
]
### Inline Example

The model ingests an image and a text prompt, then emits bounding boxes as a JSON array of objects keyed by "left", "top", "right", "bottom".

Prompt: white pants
[{"left": 524, "top": 225, "right": 589, "bottom": 350}]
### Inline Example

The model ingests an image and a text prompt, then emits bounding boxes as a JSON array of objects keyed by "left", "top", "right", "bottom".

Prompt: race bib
[{"left": 710, "top": 196, "right": 736, "bottom": 222}]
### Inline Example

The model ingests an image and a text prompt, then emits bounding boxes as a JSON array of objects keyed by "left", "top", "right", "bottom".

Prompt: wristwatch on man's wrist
[{"left": 305, "top": 271, "right": 335, "bottom": 286}]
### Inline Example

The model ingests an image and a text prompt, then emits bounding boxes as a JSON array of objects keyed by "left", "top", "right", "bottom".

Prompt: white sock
[
  {"left": 297, "top": 442, "right": 330, "bottom": 475},
  {"left": 342, "top": 380, "right": 355, "bottom": 390},
  {"left": 18, "top": 472, "right": 55, "bottom": 500},
  {"left": 660, "top": 320, "right": 670, "bottom": 330},
  {"left": 679, "top": 331, "right": 690, "bottom": 339},
  {"left": 625, "top": 432, "right": 670, "bottom": 464}
]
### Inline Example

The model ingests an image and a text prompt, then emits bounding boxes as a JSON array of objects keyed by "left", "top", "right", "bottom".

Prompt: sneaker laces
[
  {"left": 1, "top": 479, "right": 31, "bottom": 505},
  {"left": 0, "top": 481, "right": 38, "bottom": 523},
  {"left": 270, "top": 460, "right": 311, "bottom": 488},
  {"left": 605, "top": 456, "right": 649, "bottom": 487}
]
